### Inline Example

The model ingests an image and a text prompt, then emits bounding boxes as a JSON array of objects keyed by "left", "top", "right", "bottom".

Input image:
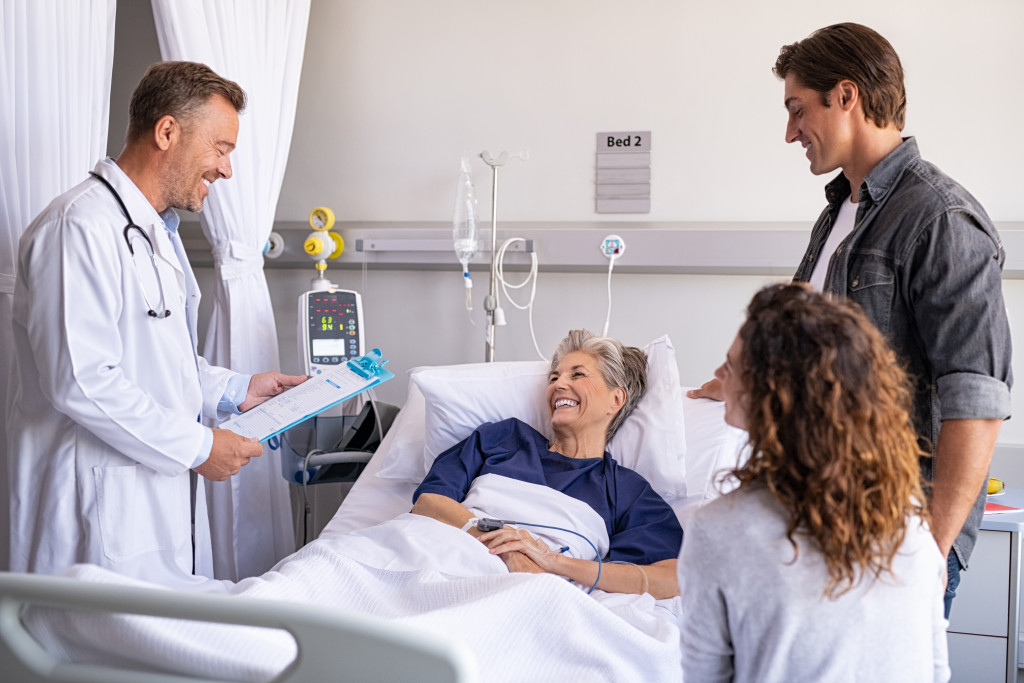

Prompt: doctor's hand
[
  {"left": 238, "top": 371, "right": 307, "bottom": 412},
  {"left": 686, "top": 378, "right": 724, "bottom": 401},
  {"left": 195, "top": 429, "right": 264, "bottom": 481}
]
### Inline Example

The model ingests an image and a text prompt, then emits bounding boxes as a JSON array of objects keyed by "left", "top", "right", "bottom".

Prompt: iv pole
[{"left": 480, "top": 150, "right": 508, "bottom": 363}]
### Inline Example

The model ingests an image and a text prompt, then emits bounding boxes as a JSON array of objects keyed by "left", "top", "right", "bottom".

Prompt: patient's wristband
[{"left": 460, "top": 518, "right": 478, "bottom": 532}]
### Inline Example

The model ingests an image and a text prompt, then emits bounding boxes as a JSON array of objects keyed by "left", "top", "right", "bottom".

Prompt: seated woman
[
  {"left": 678, "top": 284, "right": 948, "bottom": 682},
  {"left": 411, "top": 329, "right": 682, "bottom": 599}
]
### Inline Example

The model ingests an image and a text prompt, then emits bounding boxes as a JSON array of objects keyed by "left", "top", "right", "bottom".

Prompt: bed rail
[{"left": 0, "top": 571, "right": 477, "bottom": 683}]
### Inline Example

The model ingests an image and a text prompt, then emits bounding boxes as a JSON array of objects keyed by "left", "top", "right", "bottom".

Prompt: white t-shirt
[{"left": 809, "top": 197, "right": 858, "bottom": 292}]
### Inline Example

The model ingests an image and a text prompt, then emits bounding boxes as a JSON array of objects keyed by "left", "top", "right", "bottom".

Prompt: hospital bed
[{"left": 0, "top": 336, "right": 751, "bottom": 682}]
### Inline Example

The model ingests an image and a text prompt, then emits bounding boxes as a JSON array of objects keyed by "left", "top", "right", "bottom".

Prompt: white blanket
[
  {"left": 25, "top": 477, "right": 682, "bottom": 682},
  {"left": 460, "top": 472, "right": 610, "bottom": 560}
]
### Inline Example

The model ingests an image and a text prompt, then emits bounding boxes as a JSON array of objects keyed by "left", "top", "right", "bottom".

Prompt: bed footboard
[{"left": 0, "top": 571, "right": 477, "bottom": 683}]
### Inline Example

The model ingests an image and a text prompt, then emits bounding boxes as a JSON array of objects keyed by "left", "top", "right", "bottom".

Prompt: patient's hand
[
  {"left": 498, "top": 551, "right": 545, "bottom": 574},
  {"left": 480, "top": 527, "right": 558, "bottom": 573},
  {"left": 686, "top": 378, "right": 724, "bottom": 401}
]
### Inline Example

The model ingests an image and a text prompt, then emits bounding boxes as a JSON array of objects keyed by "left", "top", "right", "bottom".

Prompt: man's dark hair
[
  {"left": 126, "top": 61, "right": 246, "bottom": 142},
  {"left": 774, "top": 23, "right": 906, "bottom": 130}
]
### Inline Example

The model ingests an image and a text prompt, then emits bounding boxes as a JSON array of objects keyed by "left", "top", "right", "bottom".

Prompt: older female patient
[
  {"left": 679, "top": 284, "right": 948, "bottom": 682},
  {"left": 411, "top": 329, "right": 682, "bottom": 599}
]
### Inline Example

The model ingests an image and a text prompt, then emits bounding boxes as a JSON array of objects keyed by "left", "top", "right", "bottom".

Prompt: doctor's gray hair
[
  {"left": 126, "top": 61, "right": 247, "bottom": 143},
  {"left": 550, "top": 329, "right": 648, "bottom": 441}
]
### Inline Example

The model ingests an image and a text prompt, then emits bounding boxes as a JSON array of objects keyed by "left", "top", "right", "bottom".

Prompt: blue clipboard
[{"left": 221, "top": 349, "right": 395, "bottom": 443}]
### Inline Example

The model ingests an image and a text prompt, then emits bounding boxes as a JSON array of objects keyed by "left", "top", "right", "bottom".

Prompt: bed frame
[{"left": 0, "top": 571, "right": 477, "bottom": 682}]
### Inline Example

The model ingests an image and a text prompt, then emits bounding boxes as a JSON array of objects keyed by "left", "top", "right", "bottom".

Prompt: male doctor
[{"left": 7, "top": 61, "right": 305, "bottom": 584}]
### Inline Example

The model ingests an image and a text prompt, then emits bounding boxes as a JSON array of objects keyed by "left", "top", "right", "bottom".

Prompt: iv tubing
[{"left": 486, "top": 163, "right": 500, "bottom": 362}]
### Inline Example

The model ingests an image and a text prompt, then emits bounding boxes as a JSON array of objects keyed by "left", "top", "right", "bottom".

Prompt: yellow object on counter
[{"left": 988, "top": 477, "right": 1005, "bottom": 495}]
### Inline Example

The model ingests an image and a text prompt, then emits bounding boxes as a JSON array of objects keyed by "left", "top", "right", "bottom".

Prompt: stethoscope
[{"left": 90, "top": 172, "right": 171, "bottom": 318}]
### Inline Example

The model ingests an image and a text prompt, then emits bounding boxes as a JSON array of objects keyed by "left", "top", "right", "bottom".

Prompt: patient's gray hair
[{"left": 550, "top": 329, "right": 648, "bottom": 441}]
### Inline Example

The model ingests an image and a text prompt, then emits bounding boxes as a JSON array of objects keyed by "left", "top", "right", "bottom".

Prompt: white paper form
[{"left": 220, "top": 363, "right": 382, "bottom": 443}]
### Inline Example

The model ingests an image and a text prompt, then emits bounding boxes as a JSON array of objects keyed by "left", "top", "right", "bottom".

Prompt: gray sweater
[{"left": 677, "top": 486, "right": 949, "bottom": 682}]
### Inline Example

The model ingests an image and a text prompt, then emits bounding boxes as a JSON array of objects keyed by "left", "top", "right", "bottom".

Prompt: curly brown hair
[{"left": 729, "top": 283, "right": 927, "bottom": 598}]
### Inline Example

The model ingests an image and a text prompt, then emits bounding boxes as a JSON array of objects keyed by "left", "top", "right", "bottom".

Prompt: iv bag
[{"left": 453, "top": 157, "right": 478, "bottom": 264}]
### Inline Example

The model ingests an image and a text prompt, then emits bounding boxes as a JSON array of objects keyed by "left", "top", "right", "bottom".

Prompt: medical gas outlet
[
  {"left": 600, "top": 235, "right": 625, "bottom": 260},
  {"left": 304, "top": 232, "right": 343, "bottom": 259},
  {"left": 304, "top": 206, "right": 344, "bottom": 290}
]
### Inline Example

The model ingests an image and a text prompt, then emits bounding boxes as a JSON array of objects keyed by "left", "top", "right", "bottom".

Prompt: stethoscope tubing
[{"left": 89, "top": 172, "right": 172, "bottom": 319}]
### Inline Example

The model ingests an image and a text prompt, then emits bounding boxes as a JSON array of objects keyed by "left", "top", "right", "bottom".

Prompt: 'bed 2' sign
[
  {"left": 595, "top": 131, "right": 651, "bottom": 214},
  {"left": 597, "top": 131, "right": 651, "bottom": 153}
]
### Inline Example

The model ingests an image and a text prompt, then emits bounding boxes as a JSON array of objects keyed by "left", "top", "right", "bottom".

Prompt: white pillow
[
  {"left": 373, "top": 380, "right": 427, "bottom": 481},
  {"left": 379, "top": 336, "right": 688, "bottom": 505},
  {"left": 416, "top": 359, "right": 551, "bottom": 473},
  {"left": 676, "top": 390, "right": 751, "bottom": 529}
]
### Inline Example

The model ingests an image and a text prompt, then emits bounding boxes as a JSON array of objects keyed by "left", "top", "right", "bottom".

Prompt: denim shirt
[{"left": 793, "top": 137, "right": 1013, "bottom": 566}]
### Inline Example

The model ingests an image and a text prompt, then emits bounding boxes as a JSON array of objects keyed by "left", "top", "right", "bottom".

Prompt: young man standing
[{"left": 691, "top": 23, "right": 1012, "bottom": 616}]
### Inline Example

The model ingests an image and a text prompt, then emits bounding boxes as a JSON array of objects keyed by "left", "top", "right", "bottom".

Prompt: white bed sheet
[{"left": 322, "top": 395, "right": 423, "bottom": 537}]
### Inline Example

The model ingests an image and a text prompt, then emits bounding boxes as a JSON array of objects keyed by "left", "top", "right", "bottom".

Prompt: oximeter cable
[{"left": 475, "top": 518, "right": 602, "bottom": 594}]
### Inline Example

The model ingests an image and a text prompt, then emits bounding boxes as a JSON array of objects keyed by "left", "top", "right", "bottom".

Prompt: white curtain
[
  {"left": 151, "top": 0, "right": 311, "bottom": 580},
  {"left": 0, "top": 0, "right": 116, "bottom": 572}
]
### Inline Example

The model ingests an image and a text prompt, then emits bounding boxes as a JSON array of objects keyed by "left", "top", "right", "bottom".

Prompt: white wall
[
  {"left": 279, "top": 0, "right": 1023, "bottom": 222},
  {"left": 113, "top": 1, "right": 1024, "bottom": 444}
]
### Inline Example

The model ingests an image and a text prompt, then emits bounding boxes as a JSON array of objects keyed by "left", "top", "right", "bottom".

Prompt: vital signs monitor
[{"left": 298, "top": 288, "right": 364, "bottom": 375}]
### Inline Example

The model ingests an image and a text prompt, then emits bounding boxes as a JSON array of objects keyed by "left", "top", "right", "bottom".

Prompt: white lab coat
[{"left": 7, "top": 158, "right": 238, "bottom": 586}]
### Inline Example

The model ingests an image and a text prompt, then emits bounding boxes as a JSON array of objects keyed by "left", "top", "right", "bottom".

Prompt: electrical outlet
[{"left": 600, "top": 234, "right": 625, "bottom": 260}]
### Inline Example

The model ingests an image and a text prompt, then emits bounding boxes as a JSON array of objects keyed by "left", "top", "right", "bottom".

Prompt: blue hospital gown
[{"left": 413, "top": 418, "right": 683, "bottom": 564}]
